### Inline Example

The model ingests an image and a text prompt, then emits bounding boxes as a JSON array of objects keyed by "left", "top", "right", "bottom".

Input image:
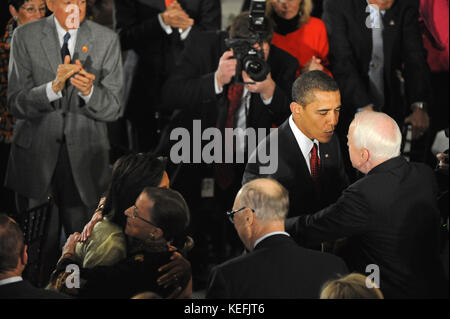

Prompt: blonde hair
[
  {"left": 320, "top": 273, "right": 384, "bottom": 299},
  {"left": 267, "top": 0, "right": 313, "bottom": 28}
]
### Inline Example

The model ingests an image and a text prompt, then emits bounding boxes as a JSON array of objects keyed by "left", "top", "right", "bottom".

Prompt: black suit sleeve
[
  {"left": 400, "top": 2, "right": 432, "bottom": 107},
  {"left": 206, "top": 266, "right": 229, "bottom": 299},
  {"left": 114, "top": 0, "right": 165, "bottom": 51},
  {"left": 286, "top": 185, "right": 370, "bottom": 245},
  {"left": 322, "top": 0, "right": 372, "bottom": 110},
  {"left": 162, "top": 31, "right": 220, "bottom": 112},
  {"left": 192, "top": 0, "right": 222, "bottom": 31}
]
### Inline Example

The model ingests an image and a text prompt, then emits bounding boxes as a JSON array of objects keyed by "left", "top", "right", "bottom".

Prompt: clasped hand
[
  {"left": 52, "top": 55, "right": 95, "bottom": 96},
  {"left": 161, "top": 0, "right": 194, "bottom": 31}
]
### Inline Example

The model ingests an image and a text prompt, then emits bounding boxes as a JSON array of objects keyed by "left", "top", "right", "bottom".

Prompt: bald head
[
  {"left": 348, "top": 111, "right": 402, "bottom": 173},
  {"left": 236, "top": 178, "right": 289, "bottom": 222}
]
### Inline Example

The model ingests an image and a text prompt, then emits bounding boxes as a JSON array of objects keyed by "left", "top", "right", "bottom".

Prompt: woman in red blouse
[{"left": 267, "top": 0, "right": 331, "bottom": 77}]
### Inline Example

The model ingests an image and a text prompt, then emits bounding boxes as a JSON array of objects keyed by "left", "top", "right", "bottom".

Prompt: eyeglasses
[
  {"left": 128, "top": 205, "right": 159, "bottom": 228},
  {"left": 21, "top": 6, "right": 47, "bottom": 14},
  {"left": 226, "top": 207, "right": 255, "bottom": 224}
]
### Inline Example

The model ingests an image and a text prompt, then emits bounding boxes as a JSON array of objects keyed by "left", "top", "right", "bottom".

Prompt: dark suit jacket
[
  {"left": 53, "top": 250, "right": 176, "bottom": 299},
  {"left": 162, "top": 30, "right": 298, "bottom": 131},
  {"left": 323, "top": 0, "right": 431, "bottom": 123},
  {"left": 243, "top": 119, "right": 349, "bottom": 218},
  {"left": 287, "top": 156, "right": 448, "bottom": 298},
  {"left": 206, "top": 234, "right": 348, "bottom": 298},
  {"left": 0, "top": 280, "right": 70, "bottom": 299},
  {"left": 114, "top": 0, "right": 221, "bottom": 120}
]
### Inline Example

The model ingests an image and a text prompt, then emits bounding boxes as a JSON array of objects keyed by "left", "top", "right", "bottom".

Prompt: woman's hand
[
  {"left": 80, "top": 197, "right": 105, "bottom": 242},
  {"left": 157, "top": 252, "right": 191, "bottom": 294}
]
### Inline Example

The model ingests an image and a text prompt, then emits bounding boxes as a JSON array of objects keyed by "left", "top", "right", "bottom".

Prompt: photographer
[{"left": 162, "top": 9, "right": 298, "bottom": 273}]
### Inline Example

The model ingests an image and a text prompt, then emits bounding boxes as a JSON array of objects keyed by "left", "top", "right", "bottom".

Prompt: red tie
[
  {"left": 225, "top": 84, "right": 244, "bottom": 128},
  {"left": 214, "top": 84, "right": 243, "bottom": 190},
  {"left": 165, "top": 0, "right": 174, "bottom": 8},
  {"left": 310, "top": 143, "right": 321, "bottom": 184}
]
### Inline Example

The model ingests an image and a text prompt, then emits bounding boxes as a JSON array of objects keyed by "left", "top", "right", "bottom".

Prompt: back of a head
[
  {"left": 143, "top": 187, "right": 190, "bottom": 249},
  {"left": 230, "top": 11, "right": 274, "bottom": 43},
  {"left": 320, "top": 273, "right": 384, "bottom": 299},
  {"left": 351, "top": 111, "right": 402, "bottom": 162},
  {"left": 292, "top": 70, "right": 339, "bottom": 106},
  {"left": 238, "top": 178, "right": 289, "bottom": 222},
  {"left": 0, "top": 213, "right": 24, "bottom": 275},
  {"left": 105, "top": 153, "right": 167, "bottom": 226}
]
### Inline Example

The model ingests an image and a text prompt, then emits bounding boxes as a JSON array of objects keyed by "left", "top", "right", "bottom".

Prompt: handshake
[
  {"left": 161, "top": 0, "right": 194, "bottom": 31},
  {"left": 52, "top": 55, "right": 96, "bottom": 96}
]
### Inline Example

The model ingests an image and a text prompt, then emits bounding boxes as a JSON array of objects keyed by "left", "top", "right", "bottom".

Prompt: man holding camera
[{"left": 162, "top": 11, "right": 298, "bottom": 265}]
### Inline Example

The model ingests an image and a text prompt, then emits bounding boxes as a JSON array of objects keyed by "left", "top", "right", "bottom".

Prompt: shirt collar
[
  {"left": 53, "top": 16, "right": 78, "bottom": 47},
  {"left": 0, "top": 276, "right": 23, "bottom": 286},
  {"left": 254, "top": 231, "right": 290, "bottom": 249},
  {"left": 289, "top": 115, "right": 320, "bottom": 161}
]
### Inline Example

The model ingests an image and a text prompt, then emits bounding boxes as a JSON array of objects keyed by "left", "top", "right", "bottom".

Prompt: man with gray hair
[
  {"left": 287, "top": 111, "right": 448, "bottom": 298},
  {"left": 206, "top": 178, "right": 347, "bottom": 299}
]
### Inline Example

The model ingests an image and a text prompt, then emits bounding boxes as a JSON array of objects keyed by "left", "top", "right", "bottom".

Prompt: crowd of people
[{"left": 0, "top": 0, "right": 448, "bottom": 299}]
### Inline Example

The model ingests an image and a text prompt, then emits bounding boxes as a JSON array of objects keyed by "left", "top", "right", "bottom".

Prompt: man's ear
[
  {"left": 244, "top": 208, "right": 254, "bottom": 226},
  {"left": 21, "top": 244, "right": 28, "bottom": 266},
  {"left": 290, "top": 102, "right": 301, "bottom": 115},
  {"left": 361, "top": 148, "right": 370, "bottom": 163}
]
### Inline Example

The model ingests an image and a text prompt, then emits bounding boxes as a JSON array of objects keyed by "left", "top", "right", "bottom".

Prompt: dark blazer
[
  {"left": 287, "top": 156, "right": 448, "bottom": 298},
  {"left": 53, "top": 250, "right": 176, "bottom": 299},
  {"left": 206, "top": 234, "right": 348, "bottom": 299},
  {"left": 323, "top": 0, "right": 431, "bottom": 123},
  {"left": 243, "top": 119, "right": 349, "bottom": 218},
  {"left": 162, "top": 30, "right": 298, "bottom": 131},
  {"left": 0, "top": 280, "right": 70, "bottom": 299},
  {"left": 114, "top": 0, "right": 221, "bottom": 120}
]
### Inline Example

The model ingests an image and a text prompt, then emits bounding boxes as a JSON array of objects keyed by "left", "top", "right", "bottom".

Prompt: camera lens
[{"left": 243, "top": 56, "right": 269, "bottom": 82}]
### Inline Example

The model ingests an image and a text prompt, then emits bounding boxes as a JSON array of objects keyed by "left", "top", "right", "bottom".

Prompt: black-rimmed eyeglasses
[
  {"left": 129, "top": 205, "right": 159, "bottom": 228},
  {"left": 226, "top": 207, "right": 255, "bottom": 224}
]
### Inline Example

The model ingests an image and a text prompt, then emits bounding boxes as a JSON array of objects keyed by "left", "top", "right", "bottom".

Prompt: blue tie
[{"left": 61, "top": 32, "right": 71, "bottom": 62}]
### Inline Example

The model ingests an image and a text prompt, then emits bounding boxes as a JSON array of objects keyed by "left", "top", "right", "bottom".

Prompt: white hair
[
  {"left": 351, "top": 111, "right": 402, "bottom": 162},
  {"left": 238, "top": 178, "right": 289, "bottom": 222}
]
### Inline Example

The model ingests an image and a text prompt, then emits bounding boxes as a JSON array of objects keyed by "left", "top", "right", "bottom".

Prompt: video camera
[{"left": 225, "top": 0, "right": 270, "bottom": 84}]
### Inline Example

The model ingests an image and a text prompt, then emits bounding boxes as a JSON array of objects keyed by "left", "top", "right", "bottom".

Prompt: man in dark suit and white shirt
[
  {"left": 287, "top": 110, "right": 448, "bottom": 298},
  {"left": 206, "top": 178, "right": 348, "bottom": 299},
  {"left": 243, "top": 71, "right": 349, "bottom": 218},
  {"left": 0, "top": 213, "right": 69, "bottom": 299}
]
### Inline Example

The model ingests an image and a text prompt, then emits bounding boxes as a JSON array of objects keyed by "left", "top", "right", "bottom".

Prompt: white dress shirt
[
  {"left": 288, "top": 115, "right": 320, "bottom": 174},
  {"left": 0, "top": 276, "right": 23, "bottom": 286}
]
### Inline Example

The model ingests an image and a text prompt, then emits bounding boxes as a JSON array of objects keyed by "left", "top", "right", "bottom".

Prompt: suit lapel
[
  {"left": 41, "top": 15, "right": 61, "bottom": 75},
  {"left": 281, "top": 121, "right": 315, "bottom": 187},
  {"left": 355, "top": 0, "right": 373, "bottom": 59}
]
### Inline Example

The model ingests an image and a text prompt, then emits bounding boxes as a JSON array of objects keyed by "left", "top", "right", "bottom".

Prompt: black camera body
[{"left": 226, "top": 0, "right": 270, "bottom": 84}]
